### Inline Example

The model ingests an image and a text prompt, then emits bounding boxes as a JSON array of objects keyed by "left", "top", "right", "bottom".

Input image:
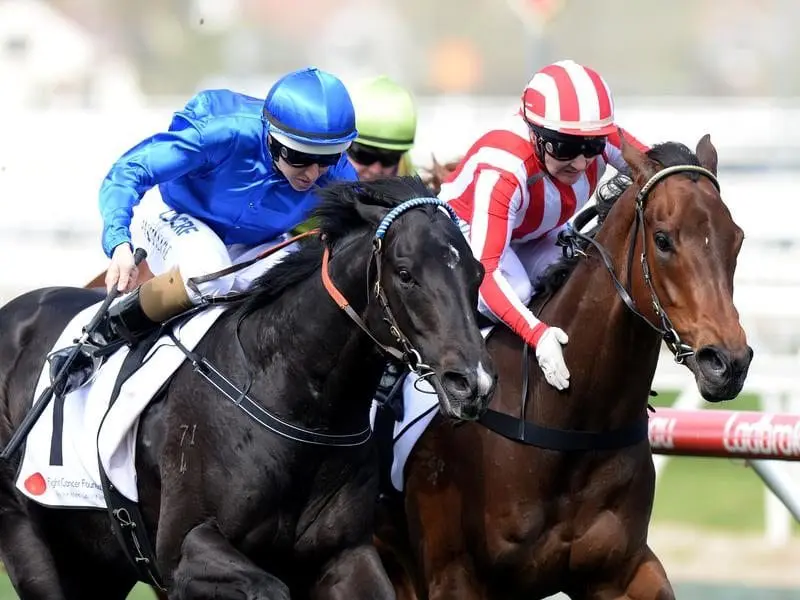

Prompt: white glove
[{"left": 535, "top": 326, "right": 570, "bottom": 390}]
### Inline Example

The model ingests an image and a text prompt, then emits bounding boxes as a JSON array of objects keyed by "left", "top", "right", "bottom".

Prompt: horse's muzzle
[
  {"left": 439, "top": 363, "right": 497, "bottom": 421},
  {"left": 692, "top": 344, "right": 754, "bottom": 402}
]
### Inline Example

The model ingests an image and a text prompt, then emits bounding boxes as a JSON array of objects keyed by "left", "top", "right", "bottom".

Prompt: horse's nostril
[
  {"left": 696, "top": 346, "right": 728, "bottom": 377},
  {"left": 442, "top": 371, "right": 472, "bottom": 397}
]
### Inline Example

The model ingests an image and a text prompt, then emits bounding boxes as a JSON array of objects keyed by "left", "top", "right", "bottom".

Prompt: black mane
[
  {"left": 532, "top": 141, "right": 700, "bottom": 302},
  {"left": 235, "top": 175, "right": 437, "bottom": 317}
]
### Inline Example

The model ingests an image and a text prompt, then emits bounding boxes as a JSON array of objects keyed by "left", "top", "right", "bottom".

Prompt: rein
[{"left": 479, "top": 164, "right": 720, "bottom": 451}]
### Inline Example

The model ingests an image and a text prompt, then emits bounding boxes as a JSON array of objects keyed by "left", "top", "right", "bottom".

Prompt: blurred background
[{"left": 1, "top": 0, "right": 799, "bottom": 598}]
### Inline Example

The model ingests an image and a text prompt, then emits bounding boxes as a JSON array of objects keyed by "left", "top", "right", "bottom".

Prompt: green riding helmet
[{"left": 350, "top": 75, "right": 417, "bottom": 152}]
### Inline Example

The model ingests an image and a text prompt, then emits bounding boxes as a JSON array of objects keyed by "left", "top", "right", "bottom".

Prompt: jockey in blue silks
[{"left": 95, "top": 66, "right": 358, "bottom": 345}]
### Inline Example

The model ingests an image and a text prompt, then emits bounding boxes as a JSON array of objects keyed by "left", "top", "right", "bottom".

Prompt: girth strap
[
  {"left": 97, "top": 328, "right": 166, "bottom": 591},
  {"left": 479, "top": 408, "right": 649, "bottom": 451}
]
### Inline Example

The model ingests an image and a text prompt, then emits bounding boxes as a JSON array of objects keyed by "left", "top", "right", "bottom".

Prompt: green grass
[
  {"left": 650, "top": 392, "right": 800, "bottom": 533},
  {"left": 0, "top": 575, "right": 156, "bottom": 599}
]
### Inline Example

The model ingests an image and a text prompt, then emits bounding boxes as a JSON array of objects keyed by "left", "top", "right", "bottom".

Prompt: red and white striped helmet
[{"left": 522, "top": 60, "right": 616, "bottom": 137}]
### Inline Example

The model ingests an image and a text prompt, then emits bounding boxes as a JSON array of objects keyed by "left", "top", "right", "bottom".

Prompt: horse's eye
[
  {"left": 653, "top": 231, "right": 673, "bottom": 253},
  {"left": 397, "top": 269, "right": 413, "bottom": 284}
]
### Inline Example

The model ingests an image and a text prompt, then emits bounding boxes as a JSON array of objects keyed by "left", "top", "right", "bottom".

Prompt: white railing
[{"left": 651, "top": 347, "right": 800, "bottom": 546}]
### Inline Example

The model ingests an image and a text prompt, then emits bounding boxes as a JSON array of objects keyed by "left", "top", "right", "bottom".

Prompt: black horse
[{"left": 0, "top": 176, "right": 496, "bottom": 600}]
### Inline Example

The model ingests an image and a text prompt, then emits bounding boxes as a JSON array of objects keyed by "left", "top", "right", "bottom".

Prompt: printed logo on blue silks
[{"left": 158, "top": 211, "right": 199, "bottom": 237}]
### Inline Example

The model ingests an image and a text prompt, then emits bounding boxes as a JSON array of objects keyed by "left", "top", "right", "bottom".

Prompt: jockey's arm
[
  {"left": 98, "top": 119, "right": 229, "bottom": 257},
  {"left": 604, "top": 128, "right": 650, "bottom": 174},
  {"left": 470, "top": 169, "right": 549, "bottom": 348}
]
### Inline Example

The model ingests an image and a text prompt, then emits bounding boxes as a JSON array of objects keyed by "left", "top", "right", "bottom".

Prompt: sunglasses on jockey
[
  {"left": 267, "top": 135, "right": 342, "bottom": 168},
  {"left": 347, "top": 142, "right": 404, "bottom": 168},
  {"left": 529, "top": 123, "right": 607, "bottom": 162}
]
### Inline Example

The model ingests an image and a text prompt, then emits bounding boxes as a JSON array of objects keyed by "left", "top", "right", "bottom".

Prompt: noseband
[
  {"left": 560, "top": 164, "right": 720, "bottom": 364},
  {"left": 321, "top": 197, "right": 462, "bottom": 376}
]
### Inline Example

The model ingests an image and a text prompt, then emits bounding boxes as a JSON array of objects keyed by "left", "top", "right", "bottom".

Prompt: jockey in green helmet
[
  {"left": 292, "top": 75, "right": 418, "bottom": 235},
  {"left": 346, "top": 75, "right": 418, "bottom": 180}
]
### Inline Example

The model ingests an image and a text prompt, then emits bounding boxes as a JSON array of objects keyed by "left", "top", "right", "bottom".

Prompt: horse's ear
[
  {"left": 619, "top": 128, "right": 657, "bottom": 184},
  {"left": 695, "top": 134, "right": 718, "bottom": 176},
  {"left": 354, "top": 198, "right": 390, "bottom": 226}
]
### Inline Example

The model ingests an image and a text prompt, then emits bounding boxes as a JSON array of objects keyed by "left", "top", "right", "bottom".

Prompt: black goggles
[
  {"left": 530, "top": 124, "right": 606, "bottom": 161},
  {"left": 347, "top": 142, "right": 404, "bottom": 168},
  {"left": 268, "top": 136, "right": 342, "bottom": 168}
]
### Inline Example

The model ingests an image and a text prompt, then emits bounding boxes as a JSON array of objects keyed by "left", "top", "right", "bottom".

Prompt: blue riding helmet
[{"left": 263, "top": 67, "right": 358, "bottom": 155}]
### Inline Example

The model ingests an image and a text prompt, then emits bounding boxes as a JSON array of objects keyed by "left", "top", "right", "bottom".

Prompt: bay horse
[
  {"left": 0, "top": 176, "right": 495, "bottom": 599},
  {"left": 375, "top": 136, "right": 753, "bottom": 599}
]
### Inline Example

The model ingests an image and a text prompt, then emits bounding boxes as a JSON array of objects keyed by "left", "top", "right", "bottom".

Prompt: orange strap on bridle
[
  {"left": 320, "top": 243, "right": 409, "bottom": 363},
  {"left": 321, "top": 246, "right": 350, "bottom": 310}
]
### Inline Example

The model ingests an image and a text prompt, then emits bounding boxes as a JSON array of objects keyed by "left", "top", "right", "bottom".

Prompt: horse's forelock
[{"left": 646, "top": 142, "right": 702, "bottom": 178}]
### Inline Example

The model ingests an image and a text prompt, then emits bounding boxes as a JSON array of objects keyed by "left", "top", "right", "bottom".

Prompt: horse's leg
[
  {"left": 426, "top": 560, "right": 487, "bottom": 600},
  {"left": 54, "top": 565, "right": 137, "bottom": 600},
  {"left": 0, "top": 503, "right": 136, "bottom": 600},
  {"left": 374, "top": 497, "right": 421, "bottom": 600},
  {"left": 578, "top": 546, "right": 675, "bottom": 600},
  {"left": 0, "top": 505, "right": 66, "bottom": 599},
  {"left": 403, "top": 453, "right": 487, "bottom": 600},
  {"left": 170, "top": 520, "right": 290, "bottom": 600},
  {"left": 620, "top": 546, "right": 675, "bottom": 600},
  {"left": 311, "top": 544, "right": 395, "bottom": 600},
  {"left": 374, "top": 538, "right": 419, "bottom": 600},
  {"left": 42, "top": 509, "right": 138, "bottom": 600}
]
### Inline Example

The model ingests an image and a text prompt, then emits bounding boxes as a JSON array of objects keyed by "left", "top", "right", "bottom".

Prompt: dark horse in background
[
  {"left": 0, "top": 176, "right": 496, "bottom": 600},
  {"left": 376, "top": 136, "right": 752, "bottom": 599}
]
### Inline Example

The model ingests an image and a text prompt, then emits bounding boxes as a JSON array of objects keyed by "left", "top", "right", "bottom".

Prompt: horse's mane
[
  {"left": 234, "top": 176, "right": 437, "bottom": 318},
  {"left": 532, "top": 141, "right": 701, "bottom": 301}
]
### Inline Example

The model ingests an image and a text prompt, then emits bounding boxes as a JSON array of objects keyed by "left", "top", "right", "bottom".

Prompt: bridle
[
  {"left": 478, "top": 164, "right": 722, "bottom": 451},
  {"left": 321, "top": 197, "right": 462, "bottom": 375},
  {"left": 558, "top": 164, "right": 720, "bottom": 364}
]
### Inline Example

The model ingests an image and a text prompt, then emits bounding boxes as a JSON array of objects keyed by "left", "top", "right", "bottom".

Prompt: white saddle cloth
[{"left": 16, "top": 300, "right": 228, "bottom": 508}]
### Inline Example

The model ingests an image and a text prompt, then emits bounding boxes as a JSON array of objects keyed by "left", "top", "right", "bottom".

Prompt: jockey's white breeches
[
  {"left": 458, "top": 220, "right": 565, "bottom": 319},
  {"left": 130, "top": 189, "right": 299, "bottom": 303}
]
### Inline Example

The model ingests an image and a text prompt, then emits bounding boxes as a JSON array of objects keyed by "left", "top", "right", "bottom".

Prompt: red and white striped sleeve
[
  {"left": 470, "top": 168, "right": 548, "bottom": 348},
  {"left": 604, "top": 127, "right": 650, "bottom": 173}
]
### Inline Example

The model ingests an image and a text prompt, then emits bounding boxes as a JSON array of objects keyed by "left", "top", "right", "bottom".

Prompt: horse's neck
[
  {"left": 239, "top": 237, "right": 386, "bottom": 431},
  {"left": 540, "top": 196, "right": 662, "bottom": 428}
]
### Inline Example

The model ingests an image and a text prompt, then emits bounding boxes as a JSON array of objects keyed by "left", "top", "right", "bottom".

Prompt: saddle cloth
[
  {"left": 16, "top": 299, "right": 228, "bottom": 509},
  {"left": 370, "top": 325, "right": 495, "bottom": 492}
]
